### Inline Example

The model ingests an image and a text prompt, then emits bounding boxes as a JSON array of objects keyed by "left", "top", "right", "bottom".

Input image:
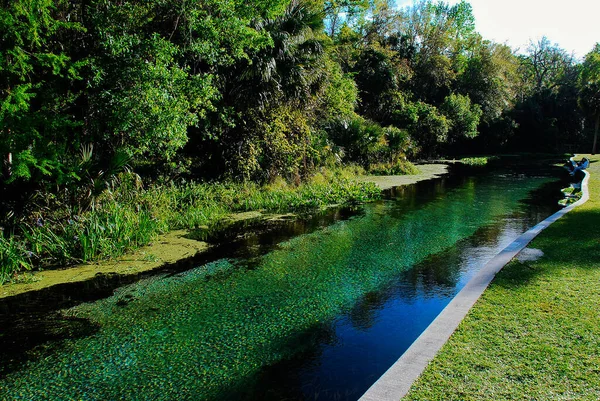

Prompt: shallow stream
[{"left": 0, "top": 164, "right": 567, "bottom": 400}]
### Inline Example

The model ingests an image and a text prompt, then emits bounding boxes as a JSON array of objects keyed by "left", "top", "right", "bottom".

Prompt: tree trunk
[
  {"left": 4, "top": 152, "right": 12, "bottom": 180},
  {"left": 4, "top": 127, "right": 12, "bottom": 180},
  {"left": 593, "top": 114, "right": 599, "bottom": 155}
]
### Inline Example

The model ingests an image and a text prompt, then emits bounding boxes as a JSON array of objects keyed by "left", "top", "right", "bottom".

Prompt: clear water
[{"left": 0, "top": 166, "right": 565, "bottom": 401}]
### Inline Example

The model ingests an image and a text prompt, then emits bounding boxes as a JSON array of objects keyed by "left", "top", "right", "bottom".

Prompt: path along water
[{"left": 0, "top": 164, "right": 568, "bottom": 401}]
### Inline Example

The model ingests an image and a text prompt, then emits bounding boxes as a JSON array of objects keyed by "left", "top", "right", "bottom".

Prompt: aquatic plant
[
  {"left": 0, "top": 235, "right": 32, "bottom": 284},
  {"left": 459, "top": 156, "right": 500, "bottom": 166}
]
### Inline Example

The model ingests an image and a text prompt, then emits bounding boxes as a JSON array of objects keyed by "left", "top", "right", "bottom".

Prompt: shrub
[
  {"left": 0, "top": 174, "right": 381, "bottom": 283},
  {"left": 369, "top": 160, "right": 420, "bottom": 176}
]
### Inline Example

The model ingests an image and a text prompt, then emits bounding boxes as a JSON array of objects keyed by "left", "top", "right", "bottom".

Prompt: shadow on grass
[
  {"left": 491, "top": 208, "right": 600, "bottom": 291},
  {"left": 536, "top": 209, "right": 600, "bottom": 263}
]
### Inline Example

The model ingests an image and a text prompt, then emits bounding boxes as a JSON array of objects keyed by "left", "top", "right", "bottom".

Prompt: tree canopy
[{"left": 1, "top": 0, "right": 597, "bottom": 192}]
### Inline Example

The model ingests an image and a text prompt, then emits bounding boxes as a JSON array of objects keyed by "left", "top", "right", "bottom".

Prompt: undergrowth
[
  {"left": 0, "top": 170, "right": 381, "bottom": 284},
  {"left": 459, "top": 156, "right": 499, "bottom": 166},
  {"left": 368, "top": 160, "right": 420, "bottom": 175}
]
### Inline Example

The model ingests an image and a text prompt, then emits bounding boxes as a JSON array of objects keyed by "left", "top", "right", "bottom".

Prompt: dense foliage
[{"left": 1, "top": 0, "right": 599, "bottom": 279}]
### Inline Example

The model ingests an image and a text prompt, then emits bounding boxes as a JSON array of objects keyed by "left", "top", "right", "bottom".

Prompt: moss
[{"left": 0, "top": 230, "right": 209, "bottom": 298}]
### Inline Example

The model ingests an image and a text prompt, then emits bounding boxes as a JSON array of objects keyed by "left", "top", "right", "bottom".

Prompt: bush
[
  {"left": 460, "top": 156, "right": 499, "bottom": 166},
  {"left": 395, "top": 101, "right": 450, "bottom": 157},
  {"left": 369, "top": 160, "right": 420, "bottom": 175},
  {"left": 0, "top": 235, "right": 32, "bottom": 284},
  {"left": 440, "top": 93, "right": 483, "bottom": 142},
  {"left": 325, "top": 117, "right": 417, "bottom": 168}
]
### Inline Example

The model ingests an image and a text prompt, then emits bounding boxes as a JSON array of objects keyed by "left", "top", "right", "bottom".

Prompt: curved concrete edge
[{"left": 360, "top": 170, "right": 590, "bottom": 401}]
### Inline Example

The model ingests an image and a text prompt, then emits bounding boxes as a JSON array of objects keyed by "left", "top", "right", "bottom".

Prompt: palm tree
[{"left": 228, "top": 0, "right": 327, "bottom": 110}]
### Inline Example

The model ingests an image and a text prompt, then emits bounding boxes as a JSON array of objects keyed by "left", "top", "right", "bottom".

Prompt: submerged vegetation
[
  {"left": 0, "top": 170, "right": 559, "bottom": 399},
  {"left": 1, "top": 0, "right": 600, "bottom": 280}
]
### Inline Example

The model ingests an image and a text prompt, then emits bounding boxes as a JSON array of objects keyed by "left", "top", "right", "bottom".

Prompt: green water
[{"left": 0, "top": 170, "right": 560, "bottom": 400}]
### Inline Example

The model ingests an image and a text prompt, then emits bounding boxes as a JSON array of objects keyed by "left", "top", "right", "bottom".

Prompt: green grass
[
  {"left": 559, "top": 185, "right": 582, "bottom": 206},
  {"left": 0, "top": 171, "right": 381, "bottom": 284},
  {"left": 368, "top": 159, "right": 420, "bottom": 175},
  {"left": 0, "top": 235, "right": 32, "bottom": 284},
  {"left": 406, "top": 156, "right": 600, "bottom": 400}
]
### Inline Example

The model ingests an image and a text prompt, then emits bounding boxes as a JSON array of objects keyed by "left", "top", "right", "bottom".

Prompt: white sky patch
[{"left": 396, "top": 0, "right": 600, "bottom": 58}]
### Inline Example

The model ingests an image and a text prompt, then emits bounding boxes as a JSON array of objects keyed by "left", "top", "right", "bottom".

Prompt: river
[{"left": 0, "top": 163, "right": 567, "bottom": 401}]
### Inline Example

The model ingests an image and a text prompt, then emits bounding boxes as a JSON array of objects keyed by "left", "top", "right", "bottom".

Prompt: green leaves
[
  {"left": 441, "top": 93, "right": 482, "bottom": 141},
  {"left": 579, "top": 43, "right": 600, "bottom": 114},
  {"left": 578, "top": 44, "right": 600, "bottom": 152},
  {"left": 0, "top": 0, "right": 84, "bottom": 185}
]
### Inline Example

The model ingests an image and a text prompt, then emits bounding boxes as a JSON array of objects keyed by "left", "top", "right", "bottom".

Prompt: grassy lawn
[{"left": 405, "top": 154, "right": 600, "bottom": 400}]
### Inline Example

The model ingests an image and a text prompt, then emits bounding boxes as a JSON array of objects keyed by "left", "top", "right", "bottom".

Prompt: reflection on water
[{"left": 0, "top": 166, "right": 565, "bottom": 401}]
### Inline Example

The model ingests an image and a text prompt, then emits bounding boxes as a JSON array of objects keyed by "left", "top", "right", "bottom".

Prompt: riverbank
[
  {"left": 355, "top": 164, "right": 448, "bottom": 190},
  {"left": 0, "top": 177, "right": 378, "bottom": 296},
  {"left": 0, "top": 165, "right": 449, "bottom": 298},
  {"left": 405, "top": 155, "right": 600, "bottom": 400}
]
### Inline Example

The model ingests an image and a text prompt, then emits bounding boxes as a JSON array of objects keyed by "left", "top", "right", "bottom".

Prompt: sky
[{"left": 397, "top": 0, "right": 600, "bottom": 59}]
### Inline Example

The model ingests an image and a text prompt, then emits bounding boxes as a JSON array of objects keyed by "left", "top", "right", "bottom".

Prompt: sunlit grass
[
  {"left": 368, "top": 160, "right": 421, "bottom": 175},
  {"left": 459, "top": 156, "right": 500, "bottom": 166},
  {"left": 406, "top": 155, "right": 600, "bottom": 400}
]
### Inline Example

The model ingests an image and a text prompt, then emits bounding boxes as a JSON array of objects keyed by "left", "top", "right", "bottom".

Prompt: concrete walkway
[{"left": 360, "top": 169, "right": 590, "bottom": 401}]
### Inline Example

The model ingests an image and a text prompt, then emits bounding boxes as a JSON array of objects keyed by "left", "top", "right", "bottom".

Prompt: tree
[
  {"left": 191, "top": 0, "right": 330, "bottom": 179},
  {"left": 323, "top": 0, "right": 368, "bottom": 37},
  {"left": 579, "top": 43, "right": 600, "bottom": 154},
  {"left": 85, "top": 0, "right": 286, "bottom": 162},
  {"left": 397, "top": 101, "right": 449, "bottom": 156},
  {"left": 440, "top": 93, "right": 482, "bottom": 142},
  {"left": 457, "top": 39, "right": 519, "bottom": 124},
  {"left": 399, "top": 0, "right": 476, "bottom": 104},
  {"left": 510, "top": 38, "right": 580, "bottom": 152},
  {"left": 0, "top": 0, "right": 84, "bottom": 183},
  {"left": 521, "top": 37, "right": 574, "bottom": 94}
]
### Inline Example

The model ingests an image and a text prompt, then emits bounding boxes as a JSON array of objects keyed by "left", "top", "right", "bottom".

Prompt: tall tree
[
  {"left": 0, "top": 0, "right": 84, "bottom": 183},
  {"left": 579, "top": 43, "right": 600, "bottom": 154},
  {"left": 399, "top": 0, "right": 476, "bottom": 104},
  {"left": 521, "top": 37, "right": 574, "bottom": 94},
  {"left": 193, "top": 0, "right": 330, "bottom": 179},
  {"left": 457, "top": 38, "right": 519, "bottom": 124},
  {"left": 510, "top": 37, "right": 580, "bottom": 152},
  {"left": 323, "top": 0, "right": 368, "bottom": 37}
]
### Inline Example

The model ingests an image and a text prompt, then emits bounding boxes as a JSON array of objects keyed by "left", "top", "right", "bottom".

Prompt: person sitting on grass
[{"left": 570, "top": 157, "right": 590, "bottom": 176}]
